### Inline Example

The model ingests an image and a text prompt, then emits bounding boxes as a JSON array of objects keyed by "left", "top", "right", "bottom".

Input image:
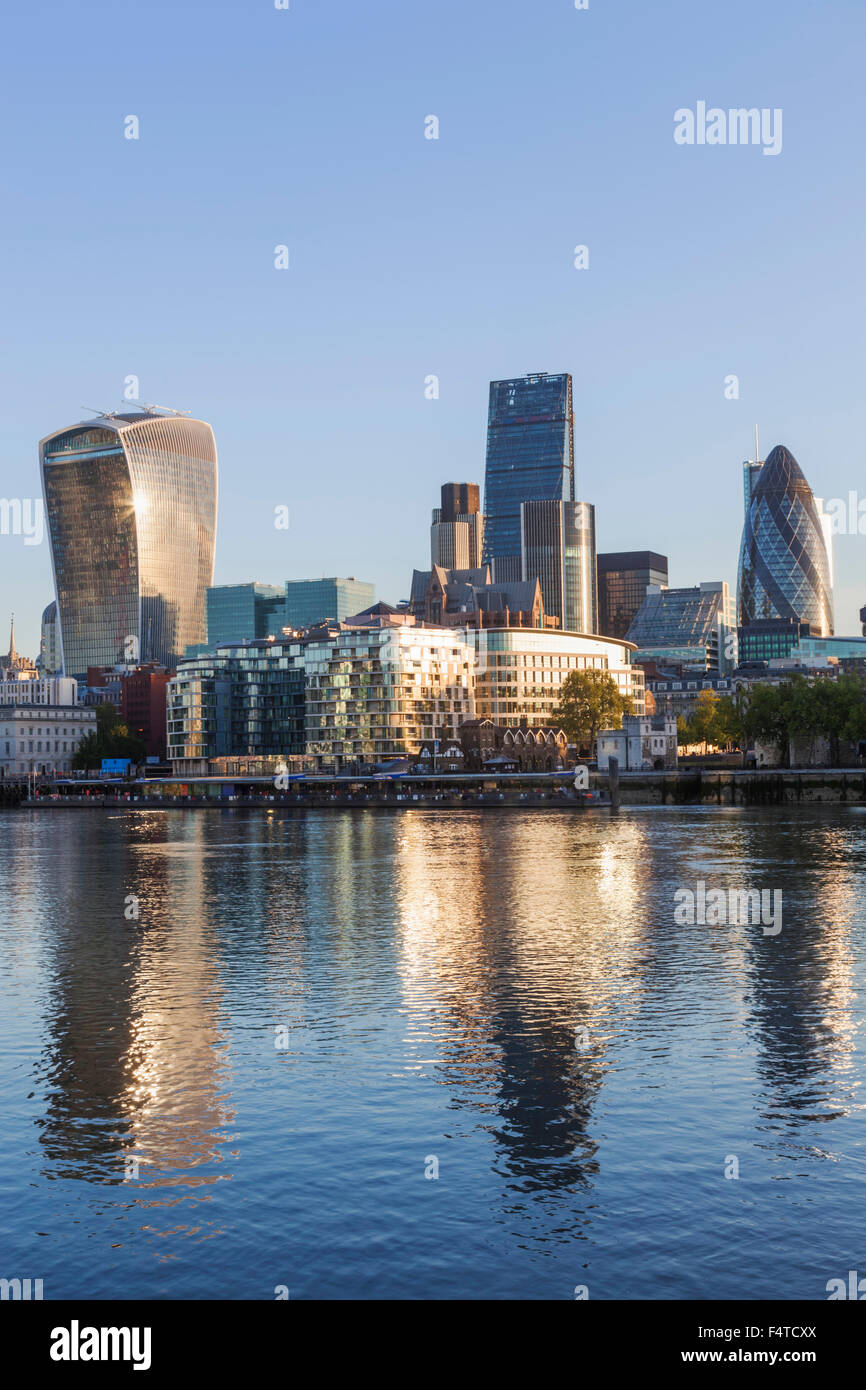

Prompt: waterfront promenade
[{"left": 8, "top": 766, "right": 866, "bottom": 809}]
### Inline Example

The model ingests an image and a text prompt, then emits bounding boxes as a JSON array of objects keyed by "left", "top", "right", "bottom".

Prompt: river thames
[{"left": 1, "top": 805, "right": 864, "bottom": 1300}]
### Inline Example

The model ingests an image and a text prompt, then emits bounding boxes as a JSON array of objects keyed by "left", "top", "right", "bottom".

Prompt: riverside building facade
[
  {"left": 167, "top": 614, "right": 643, "bottom": 771},
  {"left": 0, "top": 677, "right": 95, "bottom": 777},
  {"left": 40, "top": 409, "right": 218, "bottom": 678}
]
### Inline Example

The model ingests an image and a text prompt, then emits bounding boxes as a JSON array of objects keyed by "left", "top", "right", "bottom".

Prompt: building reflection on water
[
  {"left": 9, "top": 802, "right": 865, "bottom": 1288},
  {"left": 31, "top": 812, "right": 235, "bottom": 1202},
  {"left": 393, "top": 812, "right": 656, "bottom": 1210}
]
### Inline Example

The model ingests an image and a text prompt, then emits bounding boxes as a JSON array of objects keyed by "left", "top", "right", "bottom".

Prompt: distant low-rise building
[
  {"left": 0, "top": 677, "right": 95, "bottom": 777},
  {"left": 460, "top": 719, "right": 568, "bottom": 771},
  {"left": 597, "top": 714, "right": 678, "bottom": 772},
  {"left": 1, "top": 617, "right": 38, "bottom": 683}
]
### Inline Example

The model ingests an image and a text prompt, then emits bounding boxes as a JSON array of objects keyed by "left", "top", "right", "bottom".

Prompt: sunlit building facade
[
  {"left": 627, "top": 581, "right": 737, "bottom": 675},
  {"left": 40, "top": 410, "right": 218, "bottom": 679},
  {"left": 520, "top": 499, "right": 597, "bottom": 633},
  {"left": 167, "top": 638, "right": 305, "bottom": 764},
  {"left": 167, "top": 619, "right": 643, "bottom": 770},
  {"left": 431, "top": 482, "right": 483, "bottom": 570},
  {"left": 470, "top": 628, "right": 642, "bottom": 726}
]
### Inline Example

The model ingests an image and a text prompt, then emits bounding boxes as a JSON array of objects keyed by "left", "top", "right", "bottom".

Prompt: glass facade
[
  {"left": 483, "top": 373, "right": 574, "bottom": 581},
  {"left": 167, "top": 639, "right": 305, "bottom": 762},
  {"left": 597, "top": 551, "right": 669, "bottom": 639},
  {"left": 167, "top": 624, "right": 643, "bottom": 768},
  {"left": 743, "top": 459, "right": 764, "bottom": 514},
  {"left": 737, "top": 445, "right": 834, "bottom": 635},
  {"left": 520, "top": 500, "right": 597, "bottom": 633},
  {"left": 40, "top": 413, "right": 218, "bottom": 679},
  {"left": 39, "top": 601, "right": 61, "bottom": 676},
  {"left": 304, "top": 627, "right": 471, "bottom": 763},
  {"left": 738, "top": 619, "right": 811, "bottom": 664},
  {"left": 469, "top": 628, "right": 643, "bottom": 725},
  {"left": 794, "top": 636, "right": 866, "bottom": 661},
  {"left": 284, "top": 578, "right": 375, "bottom": 630},
  {"left": 626, "top": 582, "right": 737, "bottom": 674},
  {"left": 206, "top": 583, "right": 286, "bottom": 647}
]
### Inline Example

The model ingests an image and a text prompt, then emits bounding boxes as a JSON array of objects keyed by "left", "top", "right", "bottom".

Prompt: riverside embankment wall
[{"left": 592, "top": 769, "right": 866, "bottom": 805}]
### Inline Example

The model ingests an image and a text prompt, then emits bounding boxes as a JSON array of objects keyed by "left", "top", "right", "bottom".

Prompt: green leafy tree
[
  {"left": 554, "top": 669, "right": 633, "bottom": 751},
  {"left": 714, "top": 694, "right": 746, "bottom": 751},
  {"left": 688, "top": 689, "right": 720, "bottom": 753},
  {"left": 72, "top": 702, "right": 145, "bottom": 770}
]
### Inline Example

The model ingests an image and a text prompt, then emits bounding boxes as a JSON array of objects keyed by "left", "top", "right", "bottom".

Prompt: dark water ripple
[{"left": 0, "top": 805, "right": 864, "bottom": 1299}]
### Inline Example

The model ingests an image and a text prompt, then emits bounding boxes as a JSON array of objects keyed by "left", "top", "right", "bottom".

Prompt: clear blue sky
[{"left": 2, "top": 0, "right": 865, "bottom": 658}]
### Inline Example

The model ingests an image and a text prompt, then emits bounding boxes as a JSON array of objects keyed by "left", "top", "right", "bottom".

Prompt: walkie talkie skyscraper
[{"left": 40, "top": 409, "right": 218, "bottom": 679}]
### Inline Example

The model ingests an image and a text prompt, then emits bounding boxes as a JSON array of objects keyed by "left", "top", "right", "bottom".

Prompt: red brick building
[{"left": 120, "top": 663, "right": 173, "bottom": 760}]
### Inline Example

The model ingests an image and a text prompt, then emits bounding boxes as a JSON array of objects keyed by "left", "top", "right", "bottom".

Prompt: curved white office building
[{"left": 40, "top": 410, "right": 218, "bottom": 679}]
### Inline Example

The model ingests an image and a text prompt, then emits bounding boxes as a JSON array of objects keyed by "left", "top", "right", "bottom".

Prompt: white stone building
[
  {"left": 0, "top": 677, "right": 95, "bottom": 777},
  {"left": 597, "top": 714, "right": 678, "bottom": 772}
]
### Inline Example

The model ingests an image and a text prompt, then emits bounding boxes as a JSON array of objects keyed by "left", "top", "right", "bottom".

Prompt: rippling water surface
[{"left": 1, "top": 805, "right": 865, "bottom": 1299}]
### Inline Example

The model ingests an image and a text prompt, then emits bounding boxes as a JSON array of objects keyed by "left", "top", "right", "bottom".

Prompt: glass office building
[
  {"left": 482, "top": 373, "right": 574, "bottom": 583},
  {"left": 597, "top": 551, "right": 669, "bottom": 639},
  {"left": 168, "top": 638, "right": 306, "bottom": 763},
  {"left": 40, "top": 410, "right": 218, "bottom": 679},
  {"left": 737, "top": 444, "right": 834, "bottom": 636},
  {"left": 738, "top": 619, "right": 812, "bottom": 664},
  {"left": 626, "top": 581, "right": 737, "bottom": 674},
  {"left": 284, "top": 577, "right": 375, "bottom": 630},
  {"left": 520, "top": 499, "right": 597, "bottom": 633},
  {"left": 206, "top": 583, "right": 286, "bottom": 648}
]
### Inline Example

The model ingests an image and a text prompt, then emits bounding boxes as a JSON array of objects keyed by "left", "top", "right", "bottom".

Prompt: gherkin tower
[{"left": 737, "top": 444, "right": 833, "bottom": 636}]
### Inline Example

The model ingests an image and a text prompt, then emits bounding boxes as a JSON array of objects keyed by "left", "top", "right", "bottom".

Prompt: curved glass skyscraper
[
  {"left": 40, "top": 411, "right": 218, "bottom": 678},
  {"left": 737, "top": 444, "right": 833, "bottom": 635}
]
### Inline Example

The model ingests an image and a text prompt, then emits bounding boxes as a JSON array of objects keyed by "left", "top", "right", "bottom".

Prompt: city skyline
[
  {"left": 3, "top": 0, "right": 866, "bottom": 657},
  {"left": 13, "top": 396, "right": 858, "bottom": 669}
]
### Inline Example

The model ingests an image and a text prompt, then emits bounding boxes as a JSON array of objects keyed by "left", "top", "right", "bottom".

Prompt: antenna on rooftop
[
  {"left": 136, "top": 403, "right": 191, "bottom": 417},
  {"left": 81, "top": 407, "right": 118, "bottom": 419}
]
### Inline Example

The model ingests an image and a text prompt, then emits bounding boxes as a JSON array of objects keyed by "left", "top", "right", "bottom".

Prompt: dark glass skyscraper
[
  {"left": 483, "top": 373, "right": 574, "bottom": 582},
  {"left": 737, "top": 444, "right": 833, "bottom": 636},
  {"left": 40, "top": 410, "right": 218, "bottom": 679},
  {"left": 597, "top": 551, "right": 669, "bottom": 639}
]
